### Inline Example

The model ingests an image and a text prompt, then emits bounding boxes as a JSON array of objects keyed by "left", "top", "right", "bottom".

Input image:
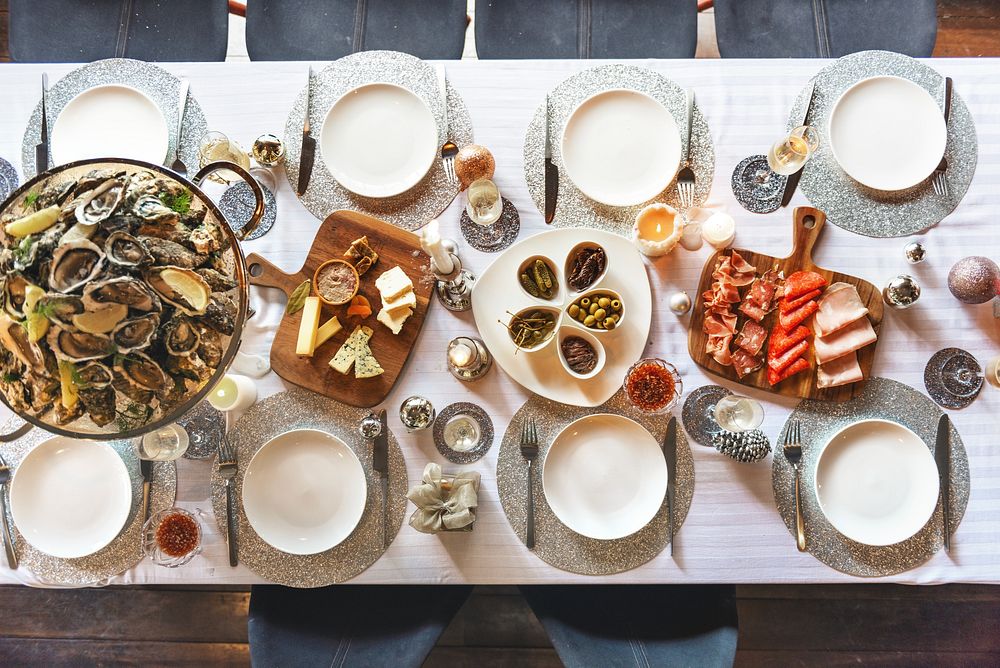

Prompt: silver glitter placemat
[
  {"left": 20, "top": 58, "right": 208, "bottom": 178},
  {"left": 283, "top": 51, "right": 473, "bottom": 229},
  {"left": 0, "top": 417, "right": 176, "bottom": 586},
  {"left": 0, "top": 157, "right": 19, "bottom": 202},
  {"left": 523, "top": 64, "right": 715, "bottom": 236},
  {"left": 432, "top": 402, "right": 494, "bottom": 464},
  {"left": 497, "top": 390, "right": 694, "bottom": 575},
  {"left": 209, "top": 388, "right": 407, "bottom": 588},
  {"left": 923, "top": 347, "right": 983, "bottom": 410},
  {"left": 790, "top": 50, "right": 977, "bottom": 237},
  {"left": 772, "top": 377, "right": 970, "bottom": 577}
]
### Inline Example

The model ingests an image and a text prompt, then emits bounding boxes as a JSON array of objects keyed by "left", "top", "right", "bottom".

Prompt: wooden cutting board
[
  {"left": 687, "top": 206, "right": 883, "bottom": 402},
  {"left": 246, "top": 210, "right": 432, "bottom": 409}
]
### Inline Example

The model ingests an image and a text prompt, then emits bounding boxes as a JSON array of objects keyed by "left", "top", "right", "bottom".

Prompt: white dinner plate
[
  {"left": 320, "top": 83, "right": 438, "bottom": 198},
  {"left": 51, "top": 84, "right": 169, "bottom": 166},
  {"left": 242, "top": 429, "right": 367, "bottom": 555},
  {"left": 542, "top": 414, "right": 667, "bottom": 540},
  {"left": 828, "top": 76, "right": 947, "bottom": 192},
  {"left": 815, "top": 419, "right": 939, "bottom": 546},
  {"left": 9, "top": 437, "right": 131, "bottom": 559},
  {"left": 561, "top": 89, "right": 682, "bottom": 207}
]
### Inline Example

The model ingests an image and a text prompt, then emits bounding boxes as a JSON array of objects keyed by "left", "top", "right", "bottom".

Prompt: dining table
[{"left": 0, "top": 57, "right": 997, "bottom": 587}]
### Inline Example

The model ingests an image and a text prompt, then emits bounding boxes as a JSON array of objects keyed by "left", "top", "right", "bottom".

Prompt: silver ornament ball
[
  {"left": 947, "top": 256, "right": 1000, "bottom": 305},
  {"left": 400, "top": 395, "right": 436, "bottom": 431},
  {"left": 668, "top": 291, "right": 692, "bottom": 315},
  {"left": 883, "top": 274, "right": 921, "bottom": 309},
  {"left": 903, "top": 241, "right": 926, "bottom": 264},
  {"left": 359, "top": 413, "right": 382, "bottom": 439}
]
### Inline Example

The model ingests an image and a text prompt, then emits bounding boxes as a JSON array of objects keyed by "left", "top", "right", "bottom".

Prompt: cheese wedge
[
  {"left": 375, "top": 266, "right": 413, "bottom": 302},
  {"left": 328, "top": 325, "right": 373, "bottom": 374},
  {"left": 377, "top": 306, "right": 412, "bottom": 335},
  {"left": 315, "top": 315, "right": 342, "bottom": 348},
  {"left": 356, "top": 354, "right": 384, "bottom": 378},
  {"left": 382, "top": 289, "right": 416, "bottom": 317},
  {"left": 295, "top": 297, "right": 322, "bottom": 356}
]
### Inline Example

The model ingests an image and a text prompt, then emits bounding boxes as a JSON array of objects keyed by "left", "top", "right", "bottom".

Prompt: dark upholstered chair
[
  {"left": 245, "top": 0, "right": 468, "bottom": 61},
  {"left": 714, "top": 0, "right": 938, "bottom": 58},
  {"left": 474, "top": 0, "right": 698, "bottom": 59},
  {"left": 9, "top": 0, "right": 230, "bottom": 63}
]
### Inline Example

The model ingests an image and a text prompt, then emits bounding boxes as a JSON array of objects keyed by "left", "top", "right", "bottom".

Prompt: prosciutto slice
[
  {"left": 815, "top": 282, "right": 869, "bottom": 337},
  {"left": 702, "top": 252, "right": 756, "bottom": 366},
  {"left": 817, "top": 352, "right": 864, "bottom": 388},
  {"left": 814, "top": 316, "right": 877, "bottom": 364},
  {"left": 736, "top": 320, "right": 768, "bottom": 356}
]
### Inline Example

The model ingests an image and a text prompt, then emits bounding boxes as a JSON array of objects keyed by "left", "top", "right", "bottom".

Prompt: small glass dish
[
  {"left": 142, "top": 507, "right": 203, "bottom": 568},
  {"left": 623, "top": 358, "right": 683, "bottom": 414}
]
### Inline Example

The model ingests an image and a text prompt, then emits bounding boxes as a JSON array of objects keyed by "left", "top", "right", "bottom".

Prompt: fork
[
  {"left": 520, "top": 418, "right": 539, "bottom": 549},
  {"left": 217, "top": 436, "right": 239, "bottom": 567},
  {"left": 169, "top": 79, "right": 189, "bottom": 177},
  {"left": 783, "top": 420, "right": 807, "bottom": 552},
  {"left": 675, "top": 88, "right": 697, "bottom": 209},
  {"left": 932, "top": 76, "right": 952, "bottom": 199},
  {"left": 437, "top": 64, "right": 458, "bottom": 184},
  {"left": 0, "top": 452, "right": 18, "bottom": 569}
]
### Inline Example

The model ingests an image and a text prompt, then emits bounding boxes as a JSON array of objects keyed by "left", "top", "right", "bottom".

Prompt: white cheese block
[
  {"left": 375, "top": 266, "right": 413, "bottom": 302},
  {"left": 382, "top": 289, "right": 416, "bottom": 317},
  {"left": 315, "top": 315, "right": 342, "bottom": 348},
  {"left": 377, "top": 306, "right": 412, "bottom": 335},
  {"left": 355, "top": 354, "right": 384, "bottom": 379},
  {"left": 295, "top": 297, "right": 322, "bottom": 356}
]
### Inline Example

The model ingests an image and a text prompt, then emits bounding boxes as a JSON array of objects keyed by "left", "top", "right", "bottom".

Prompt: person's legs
[
  {"left": 248, "top": 584, "right": 473, "bottom": 668},
  {"left": 521, "top": 585, "right": 738, "bottom": 668}
]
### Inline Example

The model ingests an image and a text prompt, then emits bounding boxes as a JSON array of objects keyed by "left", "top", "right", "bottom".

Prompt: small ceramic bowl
[
  {"left": 556, "top": 325, "right": 607, "bottom": 381},
  {"left": 564, "top": 241, "right": 609, "bottom": 293},
  {"left": 312, "top": 259, "right": 360, "bottom": 306},
  {"left": 506, "top": 306, "right": 560, "bottom": 354},
  {"left": 516, "top": 255, "right": 561, "bottom": 302},
  {"left": 566, "top": 288, "right": 625, "bottom": 334}
]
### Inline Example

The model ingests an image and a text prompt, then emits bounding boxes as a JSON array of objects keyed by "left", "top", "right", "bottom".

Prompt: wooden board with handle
[
  {"left": 687, "top": 206, "right": 884, "bottom": 402},
  {"left": 246, "top": 210, "right": 432, "bottom": 408}
]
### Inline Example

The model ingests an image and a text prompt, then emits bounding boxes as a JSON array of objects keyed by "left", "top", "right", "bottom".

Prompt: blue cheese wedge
[
  {"left": 355, "top": 354, "right": 384, "bottom": 378},
  {"left": 328, "top": 325, "right": 373, "bottom": 375},
  {"left": 376, "top": 306, "right": 412, "bottom": 335}
]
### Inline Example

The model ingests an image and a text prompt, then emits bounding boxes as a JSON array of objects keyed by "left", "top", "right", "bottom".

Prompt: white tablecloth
[{"left": 1, "top": 58, "right": 998, "bottom": 586}]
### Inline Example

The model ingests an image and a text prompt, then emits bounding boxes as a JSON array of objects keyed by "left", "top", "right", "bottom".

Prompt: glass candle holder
[
  {"left": 623, "top": 358, "right": 683, "bottom": 414},
  {"left": 143, "top": 507, "right": 202, "bottom": 567},
  {"left": 207, "top": 374, "right": 258, "bottom": 413},
  {"left": 447, "top": 336, "right": 492, "bottom": 381}
]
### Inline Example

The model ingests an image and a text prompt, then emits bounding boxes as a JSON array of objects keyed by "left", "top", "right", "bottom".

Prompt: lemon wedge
[
  {"left": 4, "top": 205, "right": 61, "bottom": 237},
  {"left": 161, "top": 268, "right": 210, "bottom": 313},
  {"left": 72, "top": 303, "right": 128, "bottom": 334},
  {"left": 23, "top": 284, "right": 49, "bottom": 342},
  {"left": 58, "top": 361, "right": 79, "bottom": 410}
]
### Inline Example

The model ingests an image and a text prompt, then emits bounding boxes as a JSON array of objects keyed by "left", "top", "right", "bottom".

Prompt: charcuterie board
[
  {"left": 687, "top": 207, "right": 883, "bottom": 402},
  {"left": 246, "top": 210, "right": 432, "bottom": 408}
]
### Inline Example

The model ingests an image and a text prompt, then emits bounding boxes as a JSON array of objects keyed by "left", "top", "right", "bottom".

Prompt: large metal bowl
[{"left": 0, "top": 157, "right": 264, "bottom": 441}]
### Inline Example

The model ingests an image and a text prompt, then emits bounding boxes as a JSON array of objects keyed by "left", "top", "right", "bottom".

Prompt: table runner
[{"left": 0, "top": 58, "right": 997, "bottom": 586}]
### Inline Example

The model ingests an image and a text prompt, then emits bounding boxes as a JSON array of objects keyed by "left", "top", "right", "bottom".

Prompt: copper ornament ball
[
  {"left": 454, "top": 144, "right": 495, "bottom": 190},
  {"left": 947, "top": 256, "right": 1000, "bottom": 304}
]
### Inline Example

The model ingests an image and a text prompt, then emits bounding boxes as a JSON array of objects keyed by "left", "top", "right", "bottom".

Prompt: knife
[
  {"left": 373, "top": 409, "right": 390, "bottom": 549},
  {"left": 139, "top": 459, "right": 153, "bottom": 525},
  {"left": 935, "top": 414, "right": 952, "bottom": 552},
  {"left": 296, "top": 67, "right": 316, "bottom": 196},
  {"left": 35, "top": 73, "right": 49, "bottom": 174},
  {"left": 543, "top": 95, "right": 558, "bottom": 224},
  {"left": 780, "top": 80, "right": 816, "bottom": 208},
  {"left": 663, "top": 417, "right": 678, "bottom": 556}
]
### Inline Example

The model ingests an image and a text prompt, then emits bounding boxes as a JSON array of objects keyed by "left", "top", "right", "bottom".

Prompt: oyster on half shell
[
  {"left": 74, "top": 360, "right": 114, "bottom": 389},
  {"left": 46, "top": 327, "right": 115, "bottom": 362},
  {"left": 75, "top": 178, "right": 125, "bottom": 226},
  {"left": 111, "top": 313, "right": 160, "bottom": 353},
  {"left": 48, "top": 239, "right": 105, "bottom": 293},
  {"left": 162, "top": 315, "right": 200, "bottom": 357},
  {"left": 35, "top": 293, "right": 85, "bottom": 330},
  {"left": 115, "top": 351, "right": 168, "bottom": 393},
  {"left": 105, "top": 231, "right": 153, "bottom": 268},
  {"left": 83, "top": 276, "right": 161, "bottom": 313}
]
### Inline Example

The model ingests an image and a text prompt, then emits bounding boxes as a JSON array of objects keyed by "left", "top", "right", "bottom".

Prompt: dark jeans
[{"left": 249, "top": 584, "right": 738, "bottom": 667}]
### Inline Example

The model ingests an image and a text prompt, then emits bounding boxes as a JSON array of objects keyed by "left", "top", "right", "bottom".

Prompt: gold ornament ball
[{"left": 455, "top": 144, "right": 495, "bottom": 190}]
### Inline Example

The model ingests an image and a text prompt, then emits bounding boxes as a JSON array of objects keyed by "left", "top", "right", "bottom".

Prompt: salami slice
[
  {"left": 768, "top": 325, "right": 810, "bottom": 357},
  {"left": 736, "top": 320, "right": 768, "bottom": 356},
  {"left": 768, "top": 357, "right": 811, "bottom": 386},
  {"left": 732, "top": 349, "right": 764, "bottom": 379},
  {"left": 778, "top": 299, "right": 819, "bottom": 332},
  {"left": 784, "top": 271, "right": 828, "bottom": 301},
  {"left": 768, "top": 339, "right": 810, "bottom": 373},
  {"left": 779, "top": 288, "right": 822, "bottom": 313}
]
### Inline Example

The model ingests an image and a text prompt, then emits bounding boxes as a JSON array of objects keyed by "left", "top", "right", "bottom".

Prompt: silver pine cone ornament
[{"left": 712, "top": 429, "right": 771, "bottom": 463}]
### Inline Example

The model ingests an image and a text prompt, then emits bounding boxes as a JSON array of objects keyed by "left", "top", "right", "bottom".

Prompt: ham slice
[
  {"left": 768, "top": 357, "right": 810, "bottom": 386},
  {"left": 817, "top": 352, "right": 864, "bottom": 388},
  {"left": 815, "top": 283, "right": 869, "bottom": 337},
  {"left": 814, "top": 316, "right": 877, "bottom": 364},
  {"left": 778, "top": 299, "right": 819, "bottom": 332},
  {"left": 768, "top": 339, "right": 810, "bottom": 373}
]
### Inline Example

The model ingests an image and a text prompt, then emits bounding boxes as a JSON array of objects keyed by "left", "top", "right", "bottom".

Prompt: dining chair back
[
  {"left": 9, "top": 0, "right": 230, "bottom": 63},
  {"left": 713, "top": 0, "right": 938, "bottom": 58}
]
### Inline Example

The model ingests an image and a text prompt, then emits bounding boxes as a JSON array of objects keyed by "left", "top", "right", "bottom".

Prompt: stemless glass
[
  {"left": 198, "top": 131, "right": 251, "bottom": 183},
  {"left": 466, "top": 178, "right": 503, "bottom": 225},
  {"left": 138, "top": 424, "right": 190, "bottom": 461},
  {"left": 767, "top": 125, "right": 820, "bottom": 176},
  {"left": 443, "top": 413, "right": 482, "bottom": 453}
]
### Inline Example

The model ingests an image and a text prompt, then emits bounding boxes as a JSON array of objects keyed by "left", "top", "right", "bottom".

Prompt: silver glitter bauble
[
  {"left": 668, "top": 291, "right": 692, "bottom": 315},
  {"left": 712, "top": 429, "right": 771, "bottom": 463},
  {"left": 400, "top": 395, "right": 436, "bottom": 431},
  {"left": 903, "top": 241, "right": 926, "bottom": 264},
  {"left": 947, "top": 256, "right": 1000, "bottom": 305},
  {"left": 251, "top": 133, "right": 285, "bottom": 167},
  {"left": 359, "top": 413, "right": 382, "bottom": 439},
  {"left": 883, "top": 274, "right": 921, "bottom": 309}
]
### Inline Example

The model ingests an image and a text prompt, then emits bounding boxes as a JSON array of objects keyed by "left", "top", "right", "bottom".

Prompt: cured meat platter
[
  {"left": 246, "top": 210, "right": 432, "bottom": 408},
  {"left": 687, "top": 207, "right": 883, "bottom": 402}
]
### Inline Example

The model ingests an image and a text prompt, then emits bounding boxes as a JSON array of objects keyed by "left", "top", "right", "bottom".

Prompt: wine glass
[
  {"left": 713, "top": 395, "right": 765, "bottom": 433},
  {"left": 465, "top": 178, "right": 505, "bottom": 249},
  {"left": 767, "top": 125, "right": 820, "bottom": 175}
]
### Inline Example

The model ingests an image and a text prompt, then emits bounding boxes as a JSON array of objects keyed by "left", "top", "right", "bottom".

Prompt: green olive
[
  {"left": 594, "top": 308, "right": 606, "bottom": 320},
  {"left": 580, "top": 298, "right": 590, "bottom": 307},
  {"left": 611, "top": 299, "right": 621, "bottom": 310},
  {"left": 598, "top": 297, "right": 611, "bottom": 308},
  {"left": 584, "top": 315, "right": 596, "bottom": 327},
  {"left": 569, "top": 304, "right": 580, "bottom": 318},
  {"left": 586, "top": 303, "right": 595, "bottom": 315},
  {"left": 611, "top": 313, "right": 620, "bottom": 323}
]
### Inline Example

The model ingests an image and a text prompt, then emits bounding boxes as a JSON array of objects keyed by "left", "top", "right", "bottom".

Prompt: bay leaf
[{"left": 285, "top": 280, "right": 311, "bottom": 315}]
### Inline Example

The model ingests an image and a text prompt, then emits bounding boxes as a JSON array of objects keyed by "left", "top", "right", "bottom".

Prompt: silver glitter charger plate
[
  {"left": 789, "top": 50, "right": 977, "bottom": 237},
  {"left": 0, "top": 157, "right": 19, "bottom": 202},
  {"left": 523, "top": 64, "right": 715, "bottom": 236},
  {"left": 283, "top": 51, "right": 473, "bottom": 230},
  {"left": 497, "top": 390, "right": 695, "bottom": 576},
  {"left": 209, "top": 388, "right": 408, "bottom": 588},
  {"left": 923, "top": 347, "right": 983, "bottom": 410},
  {"left": 772, "top": 377, "right": 969, "bottom": 577},
  {"left": 0, "top": 416, "right": 176, "bottom": 586},
  {"left": 21, "top": 58, "right": 208, "bottom": 179},
  {"left": 432, "top": 402, "right": 494, "bottom": 464}
]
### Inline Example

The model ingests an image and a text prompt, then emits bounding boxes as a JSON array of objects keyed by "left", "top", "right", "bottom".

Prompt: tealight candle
[
  {"left": 207, "top": 373, "right": 258, "bottom": 413},
  {"left": 632, "top": 203, "right": 682, "bottom": 257},
  {"left": 419, "top": 219, "right": 455, "bottom": 275},
  {"left": 701, "top": 211, "right": 736, "bottom": 248},
  {"left": 446, "top": 336, "right": 492, "bottom": 381}
]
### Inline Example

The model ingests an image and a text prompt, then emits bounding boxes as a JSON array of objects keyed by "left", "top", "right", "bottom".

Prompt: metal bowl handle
[{"left": 193, "top": 161, "right": 265, "bottom": 241}]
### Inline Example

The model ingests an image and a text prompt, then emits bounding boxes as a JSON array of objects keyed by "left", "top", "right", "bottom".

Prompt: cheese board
[
  {"left": 246, "top": 210, "right": 432, "bottom": 408},
  {"left": 687, "top": 207, "right": 883, "bottom": 402}
]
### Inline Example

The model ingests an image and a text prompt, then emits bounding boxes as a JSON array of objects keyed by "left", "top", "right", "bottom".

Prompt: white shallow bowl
[
  {"left": 320, "top": 82, "right": 437, "bottom": 198},
  {"left": 51, "top": 84, "right": 169, "bottom": 166},
  {"left": 242, "top": 429, "right": 367, "bottom": 555},
  {"left": 815, "top": 419, "right": 939, "bottom": 546},
  {"left": 561, "top": 89, "right": 682, "bottom": 207},
  {"left": 828, "top": 76, "right": 947, "bottom": 192},
  {"left": 542, "top": 414, "right": 667, "bottom": 540},
  {"left": 10, "top": 437, "right": 131, "bottom": 559}
]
